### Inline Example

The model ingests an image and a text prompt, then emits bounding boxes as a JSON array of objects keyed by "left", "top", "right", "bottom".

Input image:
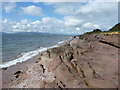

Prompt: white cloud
[
  {"left": 82, "top": 22, "right": 100, "bottom": 29},
  {"left": 21, "top": 5, "right": 43, "bottom": 16},
  {"left": 79, "top": 2, "right": 117, "bottom": 14},
  {"left": 76, "top": 27, "right": 80, "bottom": 31},
  {"left": 45, "top": 3, "right": 81, "bottom": 15},
  {"left": 3, "top": 2, "right": 16, "bottom": 13},
  {"left": 64, "top": 16, "right": 83, "bottom": 26},
  {"left": 2, "top": 19, "right": 8, "bottom": 23},
  {"left": 2, "top": 17, "right": 83, "bottom": 34},
  {"left": 2, "top": 1, "right": 118, "bottom": 34},
  {"left": 2, "top": 19, "right": 16, "bottom": 32},
  {"left": 46, "top": 2, "right": 118, "bottom": 31},
  {"left": 54, "top": 4, "right": 76, "bottom": 15},
  {"left": 20, "top": 19, "right": 29, "bottom": 24},
  {"left": 31, "top": 20, "right": 41, "bottom": 24}
]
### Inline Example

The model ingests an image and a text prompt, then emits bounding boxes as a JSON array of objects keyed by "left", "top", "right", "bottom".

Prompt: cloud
[
  {"left": 82, "top": 22, "right": 100, "bottom": 29},
  {"left": 64, "top": 16, "right": 83, "bottom": 26},
  {"left": 2, "top": 19, "right": 16, "bottom": 32},
  {"left": 3, "top": 2, "right": 16, "bottom": 13},
  {"left": 21, "top": 5, "right": 43, "bottom": 16},
  {"left": 2, "top": 1, "right": 118, "bottom": 34},
  {"left": 54, "top": 3, "right": 77, "bottom": 15},
  {"left": 2, "top": 17, "right": 102, "bottom": 34},
  {"left": 1, "top": 0, "right": 120, "bottom": 2},
  {"left": 20, "top": 19, "right": 29, "bottom": 24},
  {"left": 1, "top": 18, "right": 79, "bottom": 34},
  {"left": 46, "top": 2, "right": 118, "bottom": 31},
  {"left": 45, "top": 2, "right": 81, "bottom": 15}
]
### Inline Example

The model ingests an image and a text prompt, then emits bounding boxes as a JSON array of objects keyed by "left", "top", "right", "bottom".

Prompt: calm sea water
[{"left": 2, "top": 33, "right": 72, "bottom": 63}]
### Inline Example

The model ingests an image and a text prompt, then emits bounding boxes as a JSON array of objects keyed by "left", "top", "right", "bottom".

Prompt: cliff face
[{"left": 8, "top": 34, "right": 119, "bottom": 88}]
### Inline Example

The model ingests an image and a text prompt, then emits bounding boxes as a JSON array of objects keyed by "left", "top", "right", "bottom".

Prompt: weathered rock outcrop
[
  {"left": 36, "top": 34, "right": 118, "bottom": 88},
  {"left": 5, "top": 34, "right": 118, "bottom": 88}
]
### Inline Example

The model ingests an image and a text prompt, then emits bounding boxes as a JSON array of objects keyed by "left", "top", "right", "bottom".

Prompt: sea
[{"left": 0, "top": 33, "right": 73, "bottom": 68}]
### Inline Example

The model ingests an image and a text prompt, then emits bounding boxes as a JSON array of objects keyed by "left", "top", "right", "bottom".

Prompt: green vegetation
[
  {"left": 84, "top": 23, "right": 120, "bottom": 35},
  {"left": 85, "top": 29, "right": 102, "bottom": 34},
  {"left": 108, "top": 23, "right": 120, "bottom": 32}
]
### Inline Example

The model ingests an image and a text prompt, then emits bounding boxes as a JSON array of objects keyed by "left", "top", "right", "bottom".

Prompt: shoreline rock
[{"left": 2, "top": 34, "right": 119, "bottom": 88}]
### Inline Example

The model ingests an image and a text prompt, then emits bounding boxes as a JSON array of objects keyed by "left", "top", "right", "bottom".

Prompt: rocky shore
[{"left": 2, "top": 33, "right": 119, "bottom": 88}]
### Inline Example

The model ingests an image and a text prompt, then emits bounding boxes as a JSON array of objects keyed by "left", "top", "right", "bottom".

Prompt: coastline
[
  {"left": 1, "top": 37, "right": 74, "bottom": 88},
  {"left": 1, "top": 33, "right": 119, "bottom": 88},
  {"left": 0, "top": 36, "right": 73, "bottom": 69}
]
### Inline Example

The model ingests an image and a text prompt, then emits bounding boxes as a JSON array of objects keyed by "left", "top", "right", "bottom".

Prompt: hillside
[
  {"left": 85, "top": 23, "right": 120, "bottom": 34},
  {"left": 108, "top": 23, "right": 120, "bottom": 32}
]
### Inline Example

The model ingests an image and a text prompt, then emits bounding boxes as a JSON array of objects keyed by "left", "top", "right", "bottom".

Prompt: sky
[{"left": 1, "top": 1, "right": 118, "bottom": 34}]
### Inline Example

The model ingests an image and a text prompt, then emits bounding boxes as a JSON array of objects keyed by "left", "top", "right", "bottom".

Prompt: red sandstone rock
[{"left": 2, "top": 34, "right": 118, "bottom": 88}]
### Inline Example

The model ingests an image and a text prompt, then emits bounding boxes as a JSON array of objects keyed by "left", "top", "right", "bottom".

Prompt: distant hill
[
  {"left": 84, "top": 29, "right": 102, "bottom": 34},
  {"left": 1, "top": 32, "right": 72, "bottom": 36},
  {"left": 108, "top": 23, "right": 120, "bottom": 32}
]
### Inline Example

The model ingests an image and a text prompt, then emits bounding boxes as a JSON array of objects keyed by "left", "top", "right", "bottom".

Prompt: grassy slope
[{"left": 85, "top": 23, "right": 120, "bottom": 35}]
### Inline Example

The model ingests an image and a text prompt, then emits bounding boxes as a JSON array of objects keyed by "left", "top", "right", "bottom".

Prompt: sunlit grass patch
[{"left": 100, "top": 32, "right": 120, "bottom": 35}]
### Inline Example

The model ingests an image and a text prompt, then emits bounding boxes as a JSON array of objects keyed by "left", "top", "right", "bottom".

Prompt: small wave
[
  {"left": 57, "top": 37, "right": 73, "bottom": 45},
  {"left": 0, "top": 45, "right": 58, "bottom": 69},
  {"left": 0, "top": 37, "right": 73, "bottom": 69},
  {"left": 57, "top": 41, "right": 65, "bottom": 44},
  {"left": 0, "top": 47, "right": 43, "bottom": 68}
]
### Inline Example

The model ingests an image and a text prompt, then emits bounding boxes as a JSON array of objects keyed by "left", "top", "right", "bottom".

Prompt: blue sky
[
  {"left": 2, "top": 2, "right": 63, "bottom": 21},
  {"left": 1, "top": 1, "right": 118, "bottom": 34}
]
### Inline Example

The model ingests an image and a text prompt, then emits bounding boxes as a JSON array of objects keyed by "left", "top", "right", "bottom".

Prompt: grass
[{"left": 99, "top": 31, "right": 120, "bottom": 35}]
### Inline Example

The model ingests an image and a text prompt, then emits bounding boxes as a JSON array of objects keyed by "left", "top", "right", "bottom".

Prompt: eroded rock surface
[
  {"left": 41, "top": 34, "right": 118, "bottom": 88},
  {"left": 4, "top": 34, "right": 118, "bottom": 88}
]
